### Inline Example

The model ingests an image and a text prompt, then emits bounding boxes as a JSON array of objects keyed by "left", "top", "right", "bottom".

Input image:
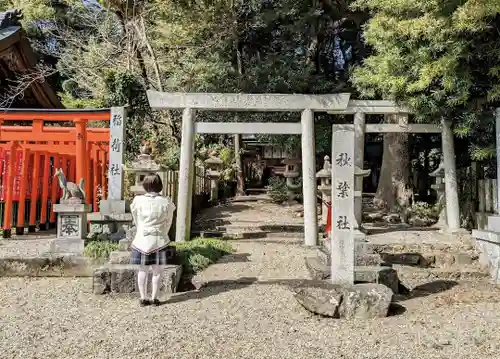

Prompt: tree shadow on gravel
[
  {"left": 398, "top": 280, "right": 458, "bottom": 300},
  {"left": 165, "top": 277, "right": 258, "bottom": 304}
]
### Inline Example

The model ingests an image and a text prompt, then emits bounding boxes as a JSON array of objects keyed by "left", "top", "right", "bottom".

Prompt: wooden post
[
  {"left": 100, "top": 150, "right": 107, "bottom": 200},
  {"left": 50, "top": 153, "right": 60, "bottom": 225},
  {"left": 29, "top": 151, "right": 40, "bottom": 232},
  {"left": 92, "top": 146, "right": 99, "bottom": 212},
  {"left": 86, "top": 144, "right": 92, "bottom": 206},
  {"left": 16, "top": 148, "right": 30, "bottom": 234},
  {"left": 3, "top": 142, "right": 18, "bottom": 238},
  {"left": 40, "top": 152, "right": 51, "bottom": 230},
  {"left": 74, "top": 118, "right": 88, "bottom": 203},
  {"left": 69, "top": 156, "right": 76, "bottom": 183}
]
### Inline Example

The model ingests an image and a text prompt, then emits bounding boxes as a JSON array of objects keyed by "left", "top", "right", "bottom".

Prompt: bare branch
[{"left": 0, "top": 62, "right": 57, "bottom": 108}]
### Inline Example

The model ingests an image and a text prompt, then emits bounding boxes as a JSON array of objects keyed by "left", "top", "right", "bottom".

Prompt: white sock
[
  {"left": 151, "top": 265, "right": 162, "bottom": 300},
  {"left": 137, "top": 268, "right": 148, "bottom": 300}
]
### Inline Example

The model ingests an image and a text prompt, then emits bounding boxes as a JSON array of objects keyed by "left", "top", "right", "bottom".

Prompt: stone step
[
  {"left": 396, "top": 265, "right": 489, "bottom": 283},
  {"left": 369, "top": 242, "right": 476, "bottom": 254},
  {"left": 217, "top": 224, "right": 305, "bottom": 233},
  {"left": 92, "top": 264, "right": 182, "bottom": 295},
  {"left": 191, "top": 229, "right": 306, "bottom": 239},
  {"left": 377, "top": 251, "right": 478, "bottom": 268}
]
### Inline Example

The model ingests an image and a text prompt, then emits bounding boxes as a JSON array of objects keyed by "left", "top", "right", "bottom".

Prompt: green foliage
[
  {"left": 84, "top": 240, "right": 119, "bottom": 262},
  {"left": 409, "top": 202, "right": 440, "bottom": 221},
  {"left": 170, "top": 238, "right": 233, "bottom": 274},
  {"left": 266, "top": 176, "right": 290, "bottom": 203},
  {"left": 351, "top": 0, "right": 500, "bottom": 158}
]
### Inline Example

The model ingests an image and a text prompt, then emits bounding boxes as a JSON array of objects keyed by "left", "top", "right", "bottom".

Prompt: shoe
[
  {"left": 152, "top": 299, "right": 161, "bottom": 306},
  {"left": 140, "top": 299, "right": 151, "bottom": 307}
]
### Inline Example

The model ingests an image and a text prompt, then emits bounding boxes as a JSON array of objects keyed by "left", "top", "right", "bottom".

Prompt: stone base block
[
  {"left": 49, "top": 238, "right": 84, "bottom": 255},
  {"left": 355, "top": 266, "right": 399, "bottom": 294},
  {"left": 118, "top": 238, "right": 132, "bottom": 251},
  {"left": 109, "top": 251, "right": 131, "bottom": 264},
  {"left": 304, "top": 256, "right": 400, "bottom": 293},
  {"left": 93, "top": 264, "right": 182, "bottom": 295},
  {"left": 293, "top": 280, "right": 393, "bottom": 319},
  {"left": 472, "top": 229, "right": 500, "bottom": 283},
  {"left": 98, "top": 200, "right": 130, "bottom": 215},
  {"left": 356, "top": 253, "right": 391, "bottom": 267}
]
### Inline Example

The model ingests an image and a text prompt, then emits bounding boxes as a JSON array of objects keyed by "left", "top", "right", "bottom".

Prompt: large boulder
[{"left": 293, "top": 280, "right": 394, "bottom": 319}]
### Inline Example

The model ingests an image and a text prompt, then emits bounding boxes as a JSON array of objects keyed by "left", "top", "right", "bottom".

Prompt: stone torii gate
[{"left": 147, "top": 91, "right": 461, "bottom": 245}]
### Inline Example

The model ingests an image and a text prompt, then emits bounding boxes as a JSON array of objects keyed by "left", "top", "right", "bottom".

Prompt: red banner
[{"left": 0, "top": 151, "right": 46, "bottom": 201}]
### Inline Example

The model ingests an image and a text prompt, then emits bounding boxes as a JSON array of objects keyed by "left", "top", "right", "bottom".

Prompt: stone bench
[{"left": 92, "top": 264, "right": 182, "bottom": 295}]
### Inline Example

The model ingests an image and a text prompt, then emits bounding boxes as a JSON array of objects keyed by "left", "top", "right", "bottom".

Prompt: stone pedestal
[{"left": 51, "top": 203, "right": 92, "bottom": 255}]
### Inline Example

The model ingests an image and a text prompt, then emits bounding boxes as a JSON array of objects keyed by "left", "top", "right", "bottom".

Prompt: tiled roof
[{"left": 0, "top": 9, "right": 22, "bottom": 30}]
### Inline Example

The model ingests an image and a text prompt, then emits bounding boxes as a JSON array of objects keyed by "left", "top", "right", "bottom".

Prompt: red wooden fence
[{"left": 0, "top": 109, "right": 111, "bottom": 238}]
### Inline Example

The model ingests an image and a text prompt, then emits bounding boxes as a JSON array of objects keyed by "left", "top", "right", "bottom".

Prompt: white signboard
[
  {"left": 331, "top": 128, "right": 355, "bottom": 285},
  {"left": 108, "top": 107, "right": 126, "bottom": 200}
]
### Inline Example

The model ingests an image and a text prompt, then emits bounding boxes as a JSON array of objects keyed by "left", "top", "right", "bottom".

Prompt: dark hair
[{"left": 142, "top": 173, "right": 163, "bottom": 193}]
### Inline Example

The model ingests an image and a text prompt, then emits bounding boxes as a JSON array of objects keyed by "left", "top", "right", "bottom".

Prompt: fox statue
[{"left": 54, "top": 168, "right": 86, "bottom": 202}]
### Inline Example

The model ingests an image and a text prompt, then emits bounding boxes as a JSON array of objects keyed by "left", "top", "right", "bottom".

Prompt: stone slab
[
  {"left": 49, "top": 238, "right": 84, "bottom": 255},
  {"left": 293, "top": 280, "right": 393, "bottom": 319},
  {"left": 487, "top": 215, "right": 500, "bottom": 232},
  {"left": 0, "top": 255, "right": 92, "bottom": 277},
  {"left": 93, "top": 264, "right": 182, "bottom": 295},
  {"left": 99, "top": 199, "right": 130, "bottom": 215},
  {"left": 87, "top": 212, "right": 133, "bottom": 223},
  {"left": 53, "top": 204, "right": 92, "bottom": 213},
  {"left": 147, "top": 91, "right": 351, "bottom": 112}
]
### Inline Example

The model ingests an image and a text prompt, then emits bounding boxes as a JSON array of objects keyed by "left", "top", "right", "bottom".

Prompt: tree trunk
[
  {"left": 373, "top": 114, "right": 412, "bottom": 211},
  {"left": 234, "top": 133, "right": 245, "bottom": 195}
]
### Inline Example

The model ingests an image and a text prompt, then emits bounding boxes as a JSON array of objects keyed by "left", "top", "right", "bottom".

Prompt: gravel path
[
  {"left": 2, "top": 235, "right": 500, "bottom": 359},
  {"left": 2, "top": 198, "right": 500, "bottom": 359}
]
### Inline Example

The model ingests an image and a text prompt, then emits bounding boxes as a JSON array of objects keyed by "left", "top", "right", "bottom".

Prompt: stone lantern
[
  {"left": 316, "top": 155, "right": 332, "bottom": 224},
  {"left": 124, "top": 144, "right": 166, "bottom": 197},
  {"left": 282, "top": 157, "right": 301, "bottom": 200},
  {"left": 430, "top": 157, "right": 446, "bottom": 226},
  {"left": 205, "top": 154, "right": 223, "bottom": 201}
]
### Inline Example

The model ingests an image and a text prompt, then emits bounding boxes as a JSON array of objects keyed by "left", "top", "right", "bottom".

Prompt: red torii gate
[{"left": 0, "top": 109, "right": 111, "bottom": 237}]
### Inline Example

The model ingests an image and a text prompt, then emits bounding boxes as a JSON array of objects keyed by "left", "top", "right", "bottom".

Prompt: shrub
[
  {"left": 170, "top": 237, "right": 233, "bottom": 274},
  {"left": 409, "top": 201, "right": 440, "bottom": 220},
  {"left": 84, "top": 240, "right": 119, "bottom": 262},
  {"left": 266, "top": 176, "right": 289, "bottom": 203}
]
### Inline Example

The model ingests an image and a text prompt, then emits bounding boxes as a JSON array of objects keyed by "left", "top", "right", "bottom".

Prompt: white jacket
[{"left": 130, "top": 193, "right": 176, "bottom": 254}]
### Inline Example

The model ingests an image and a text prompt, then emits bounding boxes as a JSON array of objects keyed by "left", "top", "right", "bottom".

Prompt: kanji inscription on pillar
[
  {"left": 331, "top": 128, "right": 355, "bottom": 285},
  {"left": 108, "top": 107, "right": 126, "bottom": 200}
]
